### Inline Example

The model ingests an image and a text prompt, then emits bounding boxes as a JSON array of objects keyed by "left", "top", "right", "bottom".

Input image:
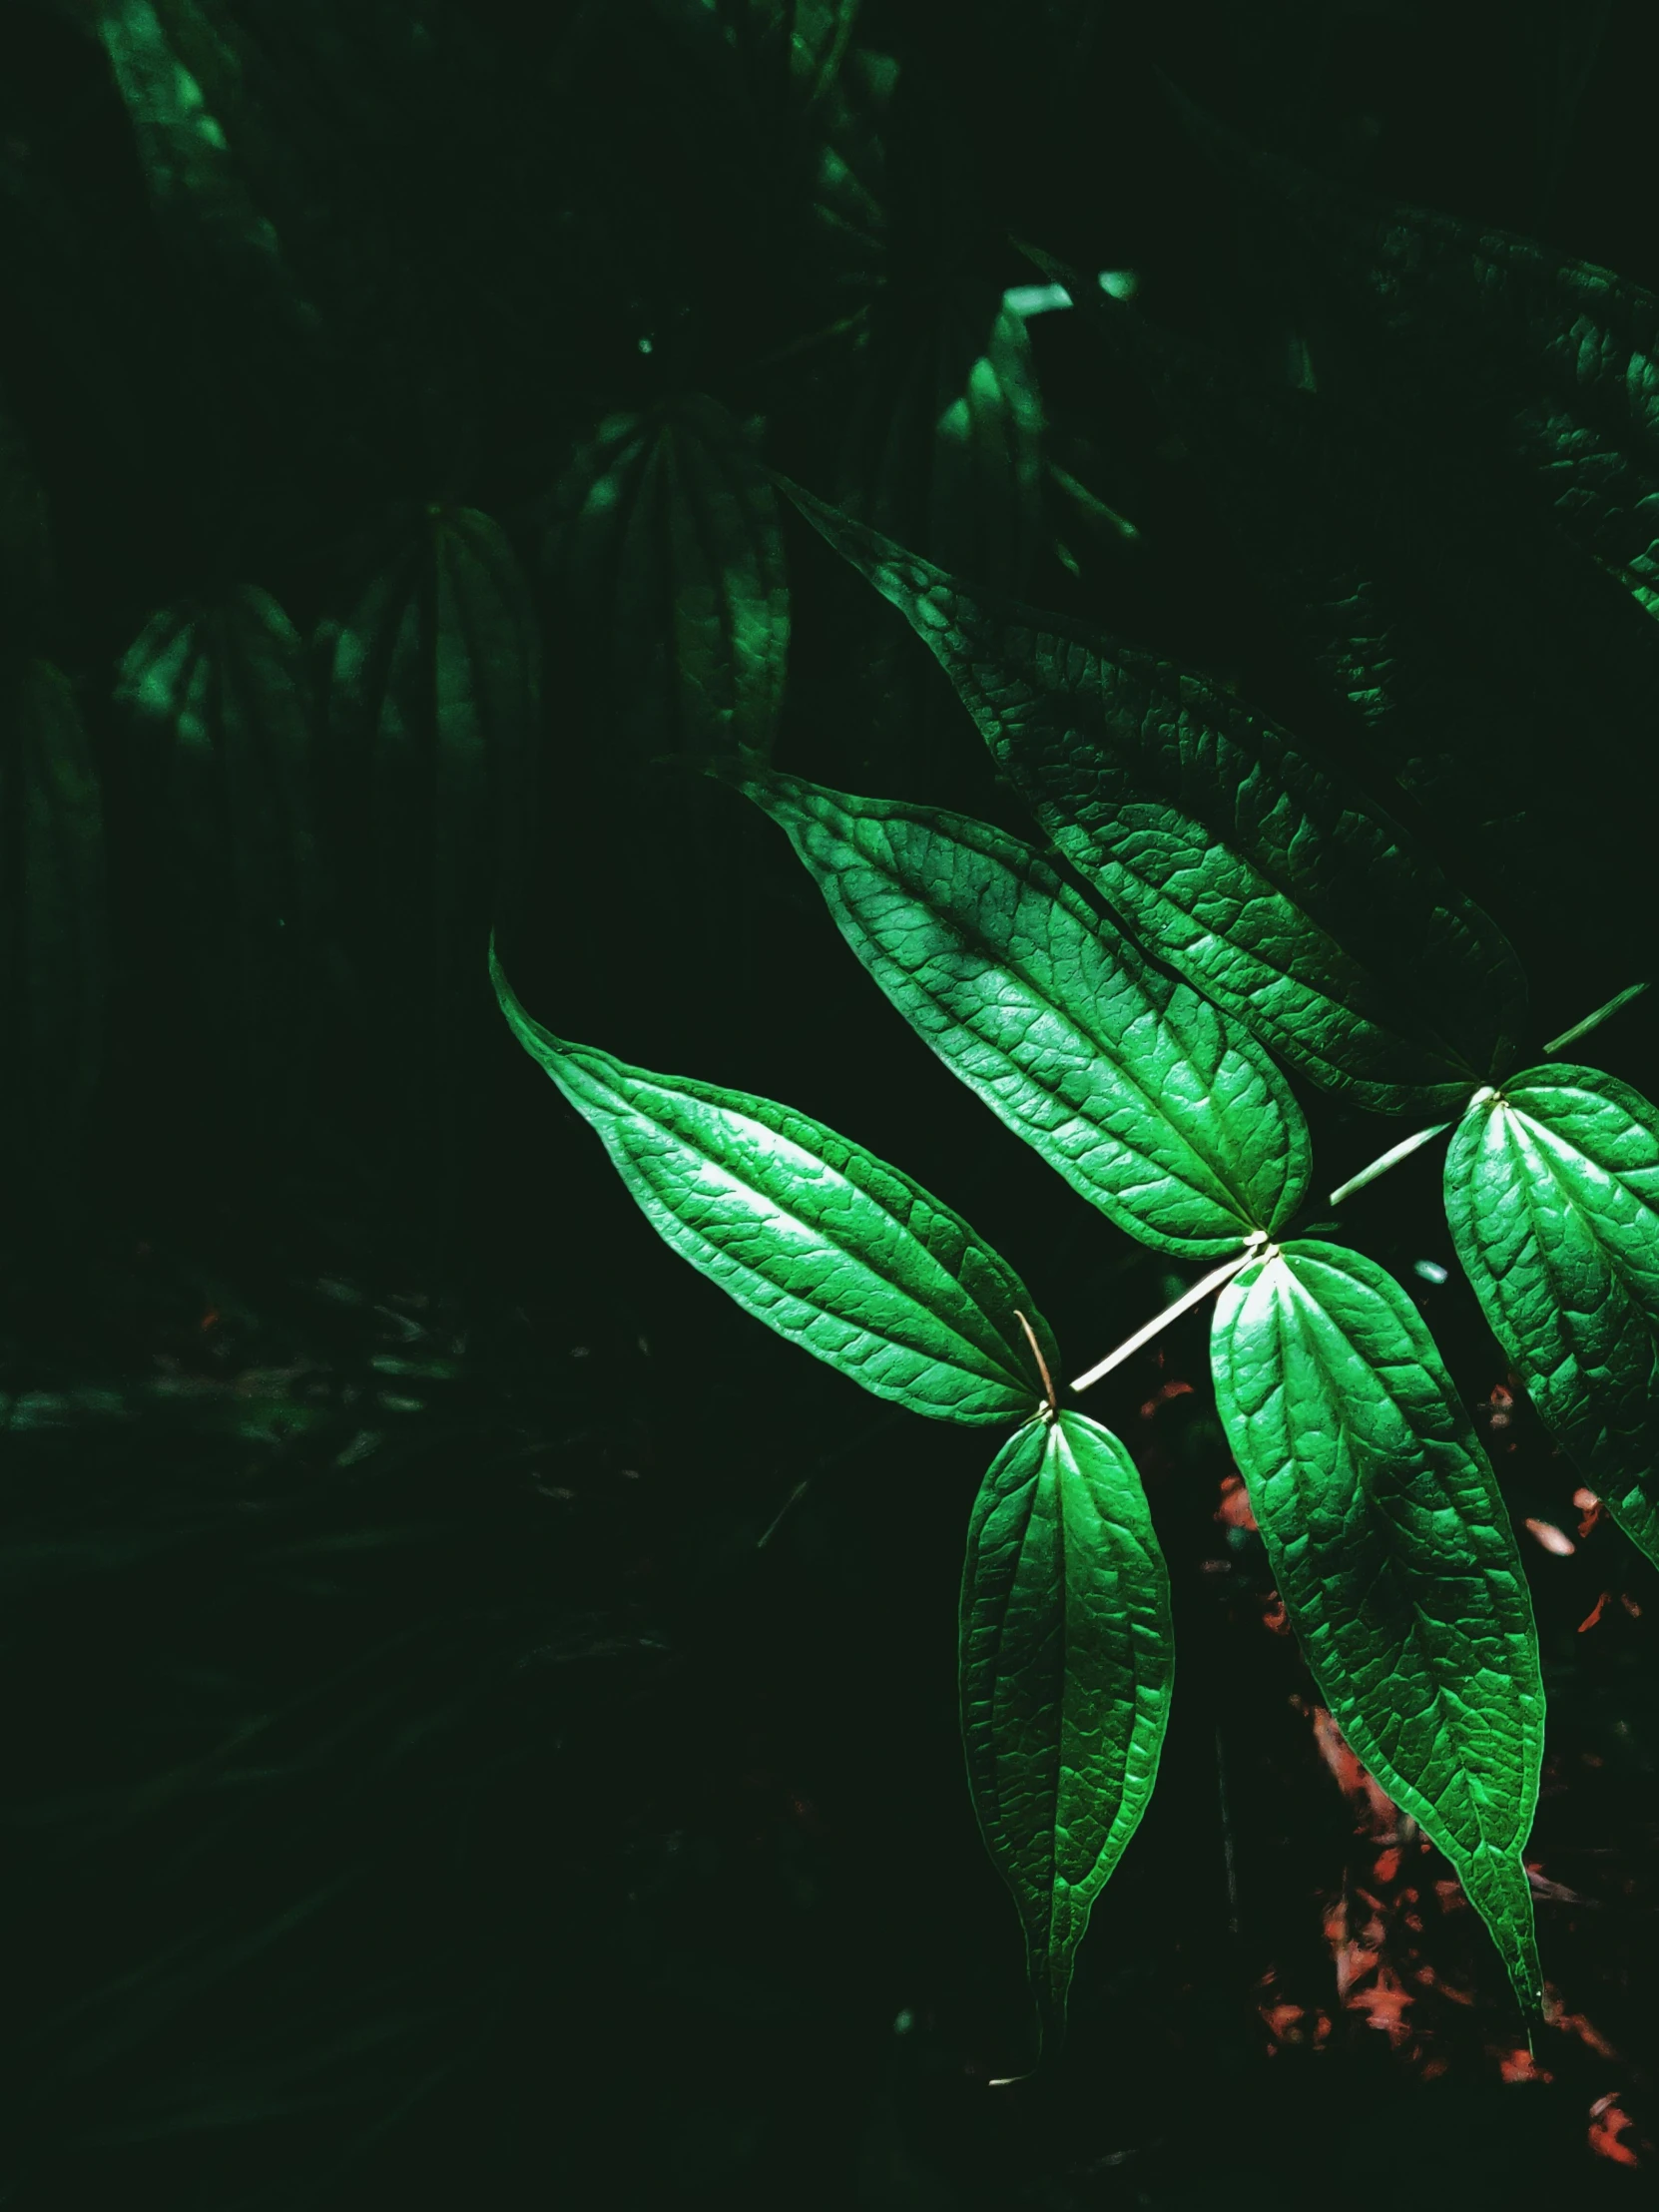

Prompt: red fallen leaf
[
  {"left": 1374, "top": 1847, "right": 1400, "bottom": 1884},
  {"left": 1496, "top": 2045, "right": 1554, "bottom": 2084},
  {"left": 1261, "top": 1591, "right": 1291, "bottom": 1636},
  {"left": 1309, "top": 1707, "right": 1397, "bottom": 1835},
  {"left": 200, "top": 1309, "right": 221, "bottom": 1332},
  {"left": 1141, "top": 1379, "right": 1195, "bottom": 1419},
  {"left": 1572, "top": 1486, "right": 1599, "bottom": 1509},
  {"left": 1350, "top": 1966, "right": 1413, "bottom": 2045},
  {"left": 1576, "top": 1488, "right": 1604, "bottom": 1537},
  {"left": 1215, "top": 1471, "right": 1258, "bottom": 1529},
  {"left": 1549, "top": 1999, "right": 1620, "bottom": 2060},
  {"left": 1589, "top": 2094, "right": 1641, "bottom": 2168},
  {"left": 1579, "top": 1590, "right": 1612, "bottom": 1634},
  {"left": 1524, "top": 1516, "right": 1575, "bottom": 1555},
  {"left": 1621, "top": 1592, "right": 1643, "bottom": 1618}
]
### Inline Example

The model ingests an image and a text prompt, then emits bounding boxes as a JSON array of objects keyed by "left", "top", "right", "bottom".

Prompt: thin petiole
[
  {"left": 1543, "top": 979, "right": 1649, "bottom": 1056},
  {"left": 1328, "top": 1121, "right": 1451, "bottom": 1210},
  {"left": 1070, "top": 1238, "right": 1266, "bottom": 1394}
]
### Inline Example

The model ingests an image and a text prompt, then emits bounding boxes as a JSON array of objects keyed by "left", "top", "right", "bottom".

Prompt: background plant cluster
[{"left": 4, "top": 2, "right": 1659, "bottom": 2207}]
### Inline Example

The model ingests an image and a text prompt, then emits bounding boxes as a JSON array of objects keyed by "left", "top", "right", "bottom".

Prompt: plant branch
[
  {"left": 1328, "top": 1121, "right": 1451, "bottom": 1209},
  {"left": 1070, "top": 1238, "right": 1266, "bottom": 1394}
]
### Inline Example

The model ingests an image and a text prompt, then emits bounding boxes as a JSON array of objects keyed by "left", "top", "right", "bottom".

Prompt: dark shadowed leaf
[
  {"left": 1167, "top": 84, "right": 1659, "bottom": 626},
  {"left": 544, "top": 398, "right": 789, "bottom": 761}
]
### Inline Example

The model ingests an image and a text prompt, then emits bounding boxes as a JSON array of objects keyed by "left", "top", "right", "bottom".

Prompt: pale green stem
[
  {"left": 1327, "top": 1121, "right": 1451, "bottom": 1210},
  {"left": 1543, "top": 979, "right": 1649, "bottom": 1055},
  {"left": 1070, "top": 1239, "right": 1266, "bottom": 1394}
]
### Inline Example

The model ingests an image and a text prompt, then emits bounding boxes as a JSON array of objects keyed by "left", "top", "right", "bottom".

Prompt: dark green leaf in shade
[
  {"left": 1016, "top": 241, "right": 1659, "bottom": 962},
  {"left": 543, "top": 398, "right": 789, "bottom": 761},
  {"left": 1165, "top": 86, "right": 1659, "bottom": 626},
  {"left": 115, "top": 586, "right": 320, "bottom": 1123},
  {"left": 96, "top": 0, "right": 321, "bottom": 341},
  {"left": 319, "top": 505, "right": 539, "bottom": 1190},
  {"left": 782, "top": 482, "right": 1527, "bottom": 1114},
  {"left": 840, "top": 292, "right": 1046, "bottom": 602},
  {"left": 491, "top": 948, "right": 1058, "bottom": 1426},
  {"left": 1211, "top": 1239, "right": 1546, "bottom": 2020},
  {"left": 1445, "top": 1064, "right": 1659, "bottom": 1569},
  {"left": 0, "top": 661, "right": 107, "bottom": 1188},
  {"left": 727, "top": 769, "right": 1309, "bottom": 1255},
  {"left": 960, "top": 1408, "right": 1173, "bottom": 2071}
]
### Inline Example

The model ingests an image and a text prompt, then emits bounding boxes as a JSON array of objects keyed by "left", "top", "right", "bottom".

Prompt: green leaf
[
  {"left": 320, "top": 505, "right": 539, "bottom": 1196},
  {"left": 1211, "top": 1238, "right": 1545, "bottom": 2019},
  {"left": 1017, "top": 239, "right": 1659, "bottom": 963},
  {"left": 1445, "top": 1064, "right": 1659, "bottom": 1569},
  {"left": 96, "top": 0, "right": 321, "bottom": 341},
  {"left": 1166, "top": 86, "right": 1659, "bottom": 625},
  {"left": 841, "top": 292, "right": 1046, "bottom": 600},
  {"left": 491, "top": 948, "right": 1057, "bottom": 1426},
  {"left": 115, "top": 586, "right": 319, "bottom": 1122},
  {"left": 727, "top": 768, "right": 1309, "bottom": 1256},
  {"left": 0, "top": 660, "right": 107, "bottom": 1188},
  {"left": 543, "top": 397, "right": 790, "bottom": 761},
  {"left": 781, "top": 483, "right": 1526, "bottom": 1115},
  {"left": 960, "top": 1408, "right": 1173, "bottom": 2071}
]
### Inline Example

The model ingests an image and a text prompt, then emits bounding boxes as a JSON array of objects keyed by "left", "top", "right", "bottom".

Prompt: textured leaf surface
[
  {"left": 783, "top": 484, "right": 1525, "bottom": 1113},
  {"left": 729, "top": 769, "right": 1309, "bottom": 1255},
  {"left": 544, "top": 397, "right": 789, "bottom": 760},
  {"left": 1211, "top": 1239, "right": 1545, "bottom": 2017},
  {"left": 492, "top": 950, "right": 1056, "bottom": 1426},
  {"left": 1446, "top": 1064, "right": 1659, "bottom": 1568},
  {"left": 1171, "top": 90, "right": 1659, "bottom": 625},
  {"left": 961, "top": 1409, "right": 1173, "bottom": 2066}
]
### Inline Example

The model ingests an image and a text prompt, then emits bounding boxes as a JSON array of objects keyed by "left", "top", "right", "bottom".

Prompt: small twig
[
  {"left": 1013, "top": 1309, "right": 1058, "bottom": 1419},
  {"left": 1070, "top": 1237, "right": 1267, "bottom": 1395},
  {"left": 1328, "top": 1121, "right": 1451, "bottom": 1210},
  {"left": 1543, "top": 979, "right": 1649, "bottom": 1056}
]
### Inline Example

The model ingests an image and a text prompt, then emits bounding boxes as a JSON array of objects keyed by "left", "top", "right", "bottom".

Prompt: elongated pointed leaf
[
  {"left": 728, "top": 769, "right": 1308, "bottom": 1255},
  {"left": 782, "top": 483, "right": 1526, "bottom": 1114},
  {"left": 1211, "top": 1239, "right": 1545, "bottom": 2018},
  {"left": 961, "top": 1408, "right": 1173, "bottom": 2069},
  {"left": 544, "top": 397, "right": 789, "bottom": 760},
  {"left": 492, "top": 949, "right": 1056, "bottom": 1425},
  {"left": 1167, "top": 87, "right": 1659, "bottom": 624},
  {"left": 1446, "top": 1064, "right": 1659, "bottom": 1568}
]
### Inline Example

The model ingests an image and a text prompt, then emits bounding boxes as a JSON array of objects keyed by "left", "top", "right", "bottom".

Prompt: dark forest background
[{"left": 4, "top": 2, "right": 1659, "bottom": 2205}]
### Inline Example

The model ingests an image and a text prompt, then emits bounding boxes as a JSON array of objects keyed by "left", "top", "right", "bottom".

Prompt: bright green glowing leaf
[
  {"left": 727, "top": 768, "right": 1309, "bottom": 1256},
  {"left": 492, "top": 948, "right": 1057, "bottom": 1426},
  {"left": 1165, "top": 86, "right": 1659, "bottom": 627},
  {"left": 543, "top": 397, "right": 789, "bottom": 760},
  {"left": 961, "top": 1408, "right": 1173, "bottom": 2071},
  {"left": 0, "top": 661, "right": 106, "bottom": 1174},
  {"left": 781, "top": 484, "right": 1525, "bottom": 1115},
  {"left": 1211, "top": 1239, "right": 1545, "bottom": 2019},
  {"left": 1446, "top": 1064, "right": 1659, "bottom": 1569}
]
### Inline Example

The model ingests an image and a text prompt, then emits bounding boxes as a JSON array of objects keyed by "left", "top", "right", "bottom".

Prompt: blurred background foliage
[{"left": 3, "top": 0, "right": 1659, "bottom": 2204}]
